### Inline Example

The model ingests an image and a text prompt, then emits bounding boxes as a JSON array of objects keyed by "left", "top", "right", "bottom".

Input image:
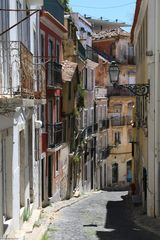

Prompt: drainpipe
[
  {"left": 0, "top": 153, "right": 3, "bottom": 237},
  {"left": 154, "top": 0, "right": 160, "bottom": 217}
]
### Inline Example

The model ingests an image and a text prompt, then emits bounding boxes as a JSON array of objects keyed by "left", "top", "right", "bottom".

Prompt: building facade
[
  {"left": 0, "top": 0, "right": 45, "bottom": 237},
  {"left": 40, "top": 1, "right": 67, "bottom": 204},
  {"left": 131, "top": 0, "right": 160, "bottom": 217},
  {"left": 93, "top": 28, "right": 136, "bottom": 188}
]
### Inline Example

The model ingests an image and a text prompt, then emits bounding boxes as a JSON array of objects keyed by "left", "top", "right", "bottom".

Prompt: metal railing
[
  {"left": 0, "top": 41, "right": 46, "bottom": 99},
  {"left": 77, "top": 42, "right": 99, "bottom": 63},
  {"left": 78, "top": 40, "right": 86, "bottom": 60},
  {"left": 86, "top": 45, "right": 98, "bottom": 63},
  {"left": 107, "top": 86, "right": 134, "bottom": 97},
  {"left": 48, "top": 122, "right": 63, "bottom": 148},
  {"left": 110, "top": 116, "right": 133, "bottom": 127},
  {"left": 47, "top": 61, "right": 62, "bottom": 87}
]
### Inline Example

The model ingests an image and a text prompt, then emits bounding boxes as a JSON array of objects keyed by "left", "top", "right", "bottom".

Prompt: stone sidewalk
[
  {"left": 131, "top": 202, "right": 160, "bottom": 237},
  {"left": 12, "top": 191, "right": 160, "bottom": 240}
]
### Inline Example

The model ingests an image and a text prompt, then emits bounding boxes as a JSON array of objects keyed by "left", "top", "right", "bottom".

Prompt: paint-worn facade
[
  {"left": 131, "top": 0, "right": 160, "bottom": 217},
  {"left": 0, "top": 0, "right": 45, "bottom": 237},
  {"left": 92, "top": 28, "right": 136, "bottom": 188},
  {"left": 40, "top": 1, "right": 67, "bottom": 204}
]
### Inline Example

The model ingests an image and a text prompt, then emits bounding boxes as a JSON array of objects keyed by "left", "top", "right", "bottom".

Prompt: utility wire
[
  {"left": 71, "top": 2, "right": 136, "bottom": 10},
  {"left": 0, "top": 9, "right": 39, "bottom": 11},
  {"left": 0, "top": 10, "right": 39, "bottom": 36}
]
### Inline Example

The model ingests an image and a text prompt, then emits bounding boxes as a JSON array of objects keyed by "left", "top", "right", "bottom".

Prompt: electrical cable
[{"left": 71, "top": 2, "right": 136, "bottom": 10}]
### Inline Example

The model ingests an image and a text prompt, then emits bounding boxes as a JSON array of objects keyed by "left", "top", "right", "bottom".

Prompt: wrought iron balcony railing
[
  {"left": 110, "top": 115, "right": 133, "bottom": 127},
  {"left": 111, "top": 116, "right": 126, "bottom": 126},
  {"left": 47, "top": 61, "right": 62, "bottom": 87},
  {"left": 0, "top": 41, "right": 46, "bottom": 99},
  {"left": 78, "top": 40, "right": 86, "bottom": 60},
  {"left": 0, "top": 41, "right": 34, "bottom": 98},
  {"left": 86, "top": 45, "right": 98, "bottom": 63},
  {"left": 48, "top": 122, "right": 63, "bottom": 148},
  {"left": 107, "top": 86, "right": 134, "bottom": 97}
]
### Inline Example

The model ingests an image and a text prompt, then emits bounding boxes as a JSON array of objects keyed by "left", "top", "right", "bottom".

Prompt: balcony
[
  {"left": 34, "top": 64, "right": 46, "bottom": 99},
  {"left": 0, "top": 41, "right": 34, "bottom": 98},
  {"left": 110, "top": 116, "right": 133, "bottom": 127},
  {"left": 47, "top": 61, "right": 62, "bottom": 87},
  {"left": 0, "top": 41, "right": 46, "bottom": 110},
  {"left": 43, "top": 0, "right": 64, "bottom": 25},
  {"left": 78, "top": 40, "right": 86, "bottom": 60},
  {"left": 48, "top": 122, "right": 63, "bottom": 148},
  {"left": 107, "top": 86, "right": 134, "bottom": 97},
  {"left": 92, "top": 46, "right": 115, "bottom": 62},
  {"left": 111, "top": 116, "right": 125, "bottom": 127},
  {"left": 86, "top": 45, "right": 98, "bottom": 63}
]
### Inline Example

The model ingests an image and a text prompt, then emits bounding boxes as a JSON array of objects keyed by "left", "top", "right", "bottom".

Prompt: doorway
[
  {"left": 41, "top": 158, "right": 45, "bottom": 202},
  {"left": 19, "top": 130, "right": 25, "bottom": 208},
  {"left": 104, "top": 163, "right": 106, "bottom": 187},
  {"left": 48, "top": 156, "right": 53, "bottom": 198},
  {"left": 127, "top": 160, "right": 132, "bottom": 183},
  {"left": 112, "top": 163, "right": 118, "bottom": 184}
]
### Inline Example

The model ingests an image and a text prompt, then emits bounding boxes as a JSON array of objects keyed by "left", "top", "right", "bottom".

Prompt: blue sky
[{"left": 69, "top": 0, "right": 136, "bottom": 32}]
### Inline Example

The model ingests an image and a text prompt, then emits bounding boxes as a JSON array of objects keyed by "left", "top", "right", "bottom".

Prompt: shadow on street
[{"left": 96, "top": 195, "right": 159, "bottom": 240}]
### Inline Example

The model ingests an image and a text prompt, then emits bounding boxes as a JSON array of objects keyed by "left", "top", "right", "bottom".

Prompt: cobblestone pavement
[{"left": 46, "top": 191, "right": 160, "bottom": 240}]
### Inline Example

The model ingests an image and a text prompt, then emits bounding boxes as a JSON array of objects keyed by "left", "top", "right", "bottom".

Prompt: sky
[{"left": 69, "top": 0, "right": 136, "bottom": 32}]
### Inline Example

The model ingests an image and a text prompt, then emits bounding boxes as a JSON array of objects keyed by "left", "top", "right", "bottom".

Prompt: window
[
  {"left": 115, "top": 132, "right": 121, "bottom": 144},
  {"left": 56, "top": 151, "right": 59, "bottom": 171},
  {"left": 48, "top": 100, "right": 53, "bottom": 124},
  {"left": 41, "top": 105, "right": 45, "bottom": 129},
  {"left": 90, "top": 108, "right": 94, "bottom": 125},
  {"left": 68, "top": 82, "right": 71, "bottom": 100},
  {"left": 17, "top": 0, "right": 22, "bottom": 42},
  {"left": 128, "top": 129, "right": 132, "bottom": 143},
  {"left": 26, "top": 6, "right": 30, "bottom": 49},
  {"left": 113, "top": 104, "right": 122, "bottom": 113},
  {"left": 48, "top": 39, "right": 54, "bottom": 85},
  {"left": 35, "top": 129, "right": 39, "bottom": 161},
  {"left": 63, "top": 119, "right": 67, "bottom": 142},
  {"left": 56, "top": 97, "right": 60, "bottom": 123},
  {"left": 83, "top": 110, "right": 88, "bottom": 128},
  {"left": 41, "top": 33, "right": 45, "bottom": 62},
  {"left": 56, "top": 43, "right": 60, "bottom": 63},
  {"left": 48, "top": 39, "right": 54, "bottom": 60},
  {"left": 68, "top": 115, "right": 71, "bottom": 128},
  {"left": 91, "top": 69, "right": 94, "bottom": 90},
  {"left": 84, "top": 68, "right": 88, "bottom": 89}
]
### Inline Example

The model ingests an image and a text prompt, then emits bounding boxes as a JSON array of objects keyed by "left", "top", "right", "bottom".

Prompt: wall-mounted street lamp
[{"left": 109, "top": 61, "right": 150, "bottom": 96}]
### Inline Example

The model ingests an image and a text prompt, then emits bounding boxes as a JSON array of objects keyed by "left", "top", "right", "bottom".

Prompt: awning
[
  {"left": 62, "top": 60, "right": 78, "bottom": 82},
  {"left": 86, "top": 59, "right": 99, "bottom": 69}
]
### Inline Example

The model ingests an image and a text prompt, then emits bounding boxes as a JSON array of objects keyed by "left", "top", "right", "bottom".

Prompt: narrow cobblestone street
[{"left": 46, "top": 191, "right": 159, "bottom": 240}]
